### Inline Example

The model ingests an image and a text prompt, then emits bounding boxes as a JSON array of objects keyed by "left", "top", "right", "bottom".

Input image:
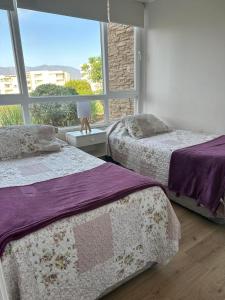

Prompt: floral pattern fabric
[
  {"left": 122, "top": 114, "right": 171, "bottom": 139},
  {"left": 107, "top": 124, "right": 225, "bottom": 217},
  {"left": 108, "top": 124, "right": 217, "bottom": 185},
  {"left": 0, "top": 125, "right": 61, "bottom": 161},
  {"left": 0, "top": 145, "right": 180, "bottom": 300}
]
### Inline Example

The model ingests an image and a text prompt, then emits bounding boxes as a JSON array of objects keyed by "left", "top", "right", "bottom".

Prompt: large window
[
  {"left": 18, "top": 9, "right": 103, "bottom": 96},
  {"left": 29, "top": 100, "right": 104, "bottom": 127},
  {"left": 0, "top": 4, "right": 141, "bottom": 127}
]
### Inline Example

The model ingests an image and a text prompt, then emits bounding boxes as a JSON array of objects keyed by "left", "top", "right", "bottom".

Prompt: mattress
[
  {"left": 108, "top": 128, "right": 225, "bottom": 221},
  {"left": 0, "top": 145, "right": 180, "bottom": 300}
]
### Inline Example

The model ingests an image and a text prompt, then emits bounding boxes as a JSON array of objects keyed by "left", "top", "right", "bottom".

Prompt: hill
[{"left": 0, "top": 65, "right": 81, "bottom": 79}]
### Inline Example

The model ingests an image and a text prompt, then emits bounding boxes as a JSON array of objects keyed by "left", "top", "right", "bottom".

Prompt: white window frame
[{"left": 0, "top": 4, "right": 142, "bottom": 126}]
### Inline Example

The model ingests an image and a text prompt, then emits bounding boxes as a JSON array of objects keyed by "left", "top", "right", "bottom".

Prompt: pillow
[
  {"left": 122, "top": 114, "right": 171, "bottom": 139},
  {"left": 0, "top": 125, "right": 61, "bottom": 161}
]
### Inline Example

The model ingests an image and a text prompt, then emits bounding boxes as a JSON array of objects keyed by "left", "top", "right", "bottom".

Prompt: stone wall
[
  {"left": 109, "top": 99, "right": 134, "bottom": 121},
  {"left": 108, "top": 23, "right": 135, "bottom": 121}
]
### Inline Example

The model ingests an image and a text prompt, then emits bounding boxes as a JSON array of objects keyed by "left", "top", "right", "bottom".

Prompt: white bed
[
  {"left": 108, "top": 124, "right": 225, "bottom": 223},
  {"left": 0, "top": 144, "right": 180, "bottom": 300}
]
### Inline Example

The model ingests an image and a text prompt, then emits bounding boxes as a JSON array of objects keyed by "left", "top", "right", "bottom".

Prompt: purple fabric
[
  {"left": 168, "top": 136, "right": 225, "bottom": 214},
  {"left": 0, "top": 162, "right": 164, "bottom": 256}
]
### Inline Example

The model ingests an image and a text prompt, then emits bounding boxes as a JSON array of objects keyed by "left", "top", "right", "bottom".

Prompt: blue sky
[{"left": 0, "top": 9, "right": 102, "bottom": 70}]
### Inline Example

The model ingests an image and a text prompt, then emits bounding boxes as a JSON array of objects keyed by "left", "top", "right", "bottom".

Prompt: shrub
[
  {"left": 0, "top": 105, "right": 23, "bottom": 127},
  {"left": 30, "top": 84, "right": 80, "bottom": 127}
]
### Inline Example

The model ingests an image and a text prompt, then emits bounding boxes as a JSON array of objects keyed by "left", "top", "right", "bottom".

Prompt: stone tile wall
[{"left": 108, "top": 23, "right": 135, "bottom": 121}]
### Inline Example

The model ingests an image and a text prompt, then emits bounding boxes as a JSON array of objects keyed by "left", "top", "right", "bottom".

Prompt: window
[
  {"left": 0, "top": 10, "right": 19, "bottom": 95},
  {"left": 0, "top": 5, "right": 140, "bottom": 127},
  {"left": 29, "top": 102, "right": 80, "bottom": 127},
  {"left": 29, "top": 100, "right": 104, "bottom": 127},
  {"left": 18, "top": 9, "right": 103, "bottom": 96}
]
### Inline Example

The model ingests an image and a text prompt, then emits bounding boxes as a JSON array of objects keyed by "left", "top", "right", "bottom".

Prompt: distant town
[{"left": 0, "top": 65, "right": 101, "bottom": 94}]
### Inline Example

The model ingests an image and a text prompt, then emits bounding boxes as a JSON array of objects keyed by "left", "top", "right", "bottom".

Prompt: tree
[
  {"left": 30, "top": 84, "right": 79, "bottom": 127},
  {"left": 65, "top": 80, "right": 93, "bottom": 95},
  {"left": 31, "top": 83, "right": 77, "bottom": 97},
  {"left": 65, "top": 80, "right": 104, "bottom": 124},
  {"left": 81, "top": 56, "right": 103, "bottom": 83}
]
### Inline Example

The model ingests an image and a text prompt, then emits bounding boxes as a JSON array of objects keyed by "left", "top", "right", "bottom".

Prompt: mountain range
[{"left": 0, "top": 65, "right": 81, "bottom": 79}]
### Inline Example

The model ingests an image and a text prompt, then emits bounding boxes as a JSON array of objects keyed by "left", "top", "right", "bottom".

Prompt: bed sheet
[
  {"left": 108, "top": 128, "right": 217, "bottom": 185},
  {"left": 0, "top": 145, "right": 180, "bottom": 300},
  {"left": 108, "top": 127, "right": 225, "bottom": 218}
]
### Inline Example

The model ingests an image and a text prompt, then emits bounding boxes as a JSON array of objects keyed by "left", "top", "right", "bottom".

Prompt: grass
[
  {"left": 0, "top": 102, "right": 104, "bottom": 127},
  {"left": 0, "top": 105, "right": 23, "bottom": 127}
]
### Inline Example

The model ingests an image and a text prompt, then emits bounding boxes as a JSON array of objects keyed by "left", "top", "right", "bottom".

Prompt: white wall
[{"left": 143, "top": 0, "right": 225, "bottom": 134}]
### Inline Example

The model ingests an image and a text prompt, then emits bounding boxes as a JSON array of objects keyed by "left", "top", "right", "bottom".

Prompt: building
[
  {"left": 26, "top": 70, "right": 71, "bottom": 93},
  {"left": 0, "top": 70, "right": 71, "bottom": 94},
  {"left": 0, "top": 75, "right": 19, "bottom": 94}
]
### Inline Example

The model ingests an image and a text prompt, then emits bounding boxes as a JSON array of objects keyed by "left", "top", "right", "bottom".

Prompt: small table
[{"left": 66, "top": 129, "right": 107, "bottom": 158}]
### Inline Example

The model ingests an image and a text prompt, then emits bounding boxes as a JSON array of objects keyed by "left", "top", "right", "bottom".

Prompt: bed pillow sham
[
  {"left": 0, "top": 125, "right": 61, "bottom": 161},
  {"left": 123, "top": 114, "right": 171, "bottom": 139}
]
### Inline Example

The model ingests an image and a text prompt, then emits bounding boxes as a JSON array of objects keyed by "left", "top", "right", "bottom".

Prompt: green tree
[
  {"left": 65, "top": 80, "right": 93, "bottom": 95},
  {"left": 65, "top": 80, "right": 104, "bottom": 124},
  {"left": 31, "top": 83, "right": 76, "bottom": 97},
  {"left": 81, "top": 56, "right": 103, "bottom": 83},
  {"left": 90, "top": 101, "right": 104, "bottom": 122},
  {"left": 30, "top": 84, "right": 79, "bottom": 127}
]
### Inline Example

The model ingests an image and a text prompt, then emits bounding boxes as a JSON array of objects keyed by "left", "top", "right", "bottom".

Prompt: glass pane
[
  {"left": 108, "top": 23, "right": 135, "bottom": 91},
  {"left": 0, "top": 105, "right": 23, "bottom": 126},
  {"left": 18, "top": 9, "right": 103, "bottom": 96},
  {"left": 0, "top": 10, "right": 19, "bottom": 94},
  {"left": 30, "top": 102, "right": 80, "bottom": 127},
  {"left": 30, "top": 100, "right": 104, "bottom": 127},
  {"left": 109, "top": 98, "right": 135, "bottom": 122},
  {"left": 90, "top": 100, "right": 104, "bottom": 125}
]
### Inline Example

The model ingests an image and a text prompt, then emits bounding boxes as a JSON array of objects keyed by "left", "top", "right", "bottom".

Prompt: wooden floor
[{"left": 103, "top": 204, "right": 225, "bottom": 300}]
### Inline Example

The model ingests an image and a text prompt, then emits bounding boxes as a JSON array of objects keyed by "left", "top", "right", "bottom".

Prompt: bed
[
  {"left": 107, "top": 117, "right": 225, "bottom": 223},
  {"left": 0, "top": 126, "right": 180, "bottom": 300}
]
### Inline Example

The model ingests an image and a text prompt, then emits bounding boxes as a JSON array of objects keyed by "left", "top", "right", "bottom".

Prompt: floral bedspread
[
  {"left": 108, "top": 123, "right": 217, "bottom": 186},
  {"left": 0, "top": 146, "right": 180, "bottom": 300}
]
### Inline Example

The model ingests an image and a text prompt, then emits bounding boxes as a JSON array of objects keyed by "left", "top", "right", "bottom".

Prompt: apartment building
[
  {"left": 26, "top": 70, "right": 71, "bottom": 93},
  {"left": 0, "top": 70, "right": 71, "bottom": 94},
  {"left": 0, "top": 75, "right": 19, "bottom": 94}
]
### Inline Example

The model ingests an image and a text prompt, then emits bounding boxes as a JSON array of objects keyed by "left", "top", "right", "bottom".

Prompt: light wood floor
[{"left": 103, "top": 204, "right": 225, "bottom": 300}]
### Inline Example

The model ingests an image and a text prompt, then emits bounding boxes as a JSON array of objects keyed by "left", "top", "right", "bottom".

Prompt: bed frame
[
  {"left": 106, "top": 157, "right": 225, "bottom": 224},
  {"left": 168, "top": 191, "right": 225, "bottom": 225}
]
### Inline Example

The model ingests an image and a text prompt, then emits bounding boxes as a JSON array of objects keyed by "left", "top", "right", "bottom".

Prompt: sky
[{"left": 0, "top": 9, "right": 102, "bottom": 70}]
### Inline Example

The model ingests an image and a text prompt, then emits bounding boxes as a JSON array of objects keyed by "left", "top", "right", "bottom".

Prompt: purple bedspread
[
  {"left": 0, "top": 162, "right": 164, "bottom": 256},
  {"left": 169, "top": 135, "right": 225, "bottom": 214}
]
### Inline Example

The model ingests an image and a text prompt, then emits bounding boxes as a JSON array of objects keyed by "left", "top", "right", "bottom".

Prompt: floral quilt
[
  {"left": 0, "top": 125, "right": 61, "bottom": 161},
  {"left": 0, "top": 145, "right": 180, "bottom": 300},
  {"left": 107, "top": 123, "right": 217, "bottom": 186},
  {"left": 107, "top": 124, "right": 225, "bottom": 218}
]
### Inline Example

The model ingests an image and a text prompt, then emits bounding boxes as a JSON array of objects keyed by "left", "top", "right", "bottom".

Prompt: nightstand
[{"left": 66, "top": 129, "right": 107, "bottom": 158}]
